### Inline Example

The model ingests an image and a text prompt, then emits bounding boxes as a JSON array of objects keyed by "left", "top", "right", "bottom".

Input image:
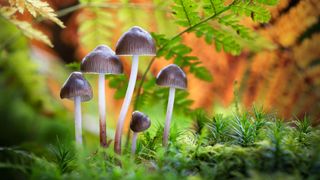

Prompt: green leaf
[
  {"left": 203, "top": 0, "right": 225, "bottom": 15},
  {"left": 190, "top": 66, "right": 213, "bottom": 82},
  {"left": 256, "top": 0, "right": 279, "bottom": 6},
  {"left": 231, "top": 2, "right": 271, "bottom": 23},
  {"left": 172, "top": 0, "right": 200, "bottom": 27},
  {"left": 108, "top": 75, "right": 127, "bottom": 99},
  {"left": 65, "top": 62, "right": 80, "bottom": 71},
  {"left": 78, "top": 5, "right": 115, "bottom": 50}
]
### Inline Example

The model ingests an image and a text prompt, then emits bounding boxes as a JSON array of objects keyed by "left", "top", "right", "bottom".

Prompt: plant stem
[
  {"left": 74, "top": 96, "right": 82, "bottom": 145},
  {"left": 163, "top": 87, "right": 176, "bottom": 146},
  {"left": 99, "top": 74, "right": 107, "bottom": 147},
  {"left": 114, "top": 55, "right": 139, "bottom": 154},
  {"left": 131, "top": 132, "right": 138, "bottom": 155}
]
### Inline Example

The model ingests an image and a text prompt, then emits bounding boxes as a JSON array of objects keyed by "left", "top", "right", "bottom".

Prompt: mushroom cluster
[
  {"left": 114, "top": 26, "right": 156, "bottom": 154},
  {"left": 59, "top": 26, "right": 187, "bottom": 154}
]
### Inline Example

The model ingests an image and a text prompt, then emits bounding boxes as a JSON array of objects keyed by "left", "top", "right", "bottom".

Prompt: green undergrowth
[{"left": 1, "top": 108, "right": 320, "bottom": 179}]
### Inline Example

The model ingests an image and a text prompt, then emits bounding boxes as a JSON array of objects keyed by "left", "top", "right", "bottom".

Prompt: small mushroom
[
  {"left": 130, "top": 111, "right": 151, "bottom": 155},
  {"left": 81, "top": 45, "right": 123, "bottom": 147},
  {"left": 60, "top": 72, "right": 93, "bottom": 145},
  {"left": 156, "top": 64, "right": 187, "bottom": 146},
  {"left": 114, "top": 26, "right": 156, "bottom": 154}
]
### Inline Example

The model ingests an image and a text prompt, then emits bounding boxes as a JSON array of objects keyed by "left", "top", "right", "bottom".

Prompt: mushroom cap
[
  {"left": 115, "top": 26, "right": 156, "bottom": 56},
  {"left": 156, "top": 64, "right": 187, "bottom": 89},
  {"left": 60, "top": 72, "right": 93, "bottom": 102},
  {"left": 81, "top": 45, "right": 123, "bottom": 74},
  {"left": 130, "top": 111, "right": 151, "bottom": 133}
]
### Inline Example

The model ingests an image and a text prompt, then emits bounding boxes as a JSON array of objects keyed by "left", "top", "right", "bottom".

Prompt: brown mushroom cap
[
  {"left": 130, "top": 111, "right": 151, "bottom": 133},
  {"left": 156, "top": 64, "right": 187, "bottom": 89},
  {"left": 81, "top": 45, "right": 123, "bottom": 74},
  {"left": 115, "top": 26, "right": 156, "bottom": 56},
  {"left": 60, "top": 72, "right": 93, "bottom": 102}
]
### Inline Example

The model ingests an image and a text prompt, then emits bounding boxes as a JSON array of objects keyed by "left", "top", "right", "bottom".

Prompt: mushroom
[
  {"left": 156, "top": 64, "right": 187, "bottom": 147},
  {"left": 130, "top": 111, "right": 151, "bottom": 155},
  {"left": 81, "top": 45, "right": 123, "bottom": 147},
  {"left": 114, "top": 26, "right": 156, "bottom": 154},
  {"left": 60, "top": 72, "right": 93, "bottom": 145}
]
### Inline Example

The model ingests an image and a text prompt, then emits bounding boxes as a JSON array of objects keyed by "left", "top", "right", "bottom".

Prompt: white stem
[
  {"left": 114, "top": 55, "right": 139, "bottom": 154},
  {"left": 163, "top": 87, "right": 176, "bottom": 146},
  {"left": 74, "top": 96, "right": 82, "bottom": 145},
  {"left": 131, "top": 132, "right": 138, "bottom": 155},
  {"left": 98, "top": 74, "right": 107, "bottom": 147}
]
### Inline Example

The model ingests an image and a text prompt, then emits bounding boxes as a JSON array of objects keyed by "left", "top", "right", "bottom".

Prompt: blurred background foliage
[
  {"left": 0, "top": 17, "right": 73, "bottom": 147},
  {"left": 0, "top": 0, "right": 319, "bottom": 173}
]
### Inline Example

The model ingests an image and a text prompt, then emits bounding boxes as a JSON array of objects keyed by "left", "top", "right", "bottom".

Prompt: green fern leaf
[
  {"left": 118, "top": 0, "right": 150, "bottom": 31},
  {"left": 231, "top": 2, "right": 271, "bottom": 23},
  {"left": 172, "top": 0, "right": 200, "bottom": 27},
  {"left": 190, "top": 65, "right": 213, "bottom": 82},
  {"left": 196, "top": 24, "right": 241, "bottom": 55},
  {"left": 152, "top": 33, "right": 213, "bottom": 81},
  {"left": 78, "top": 5, "right": 114, "bottom": 50},
  {"left": 217, "top": 14, "right": 255, "bottom": 40},
  {"left": 203, "top": 0, "right": 224, "bottom": 15},
  {"left": 256, "top": 0, "right": 279, "bottom": 6}
]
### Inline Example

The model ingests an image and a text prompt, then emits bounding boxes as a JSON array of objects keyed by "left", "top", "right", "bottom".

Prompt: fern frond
[
  {"left": 153, "top": 33, "right": 213, "bottom": 81},
  {"left": 218, "top": 14, "right": 254, "bottom": 40},
  {"left": 9, "top": 0, "right": 65, "bottom": 28},
  {"left": 203, "top": 0, "right": 224, "bottom": 15},
  {"left": 0, "top": 7, "right": 53, "bottom": 47},
  {"left": 78, "top": 3, "right": 114, "bottom": 49},
  {"left": 231, "top": 1, "right": 271, "bottom": 23},
  {"left": 196, "top": 23, "right": 242, "bottom": 55},
  {"left": 172, "top": 0, "right": 200, "bottom": 27},
  {"left": 0, "top": 6, "right": 17, "bottom": 17},
  {"left": 117, "top": 1, "right": 150, "bottom": 31},
  {"left": 12, "top": 19, "right": 53, "bottom": 47},
  {"left": 8, "top": 0, "right": 25, "bottom": 13},
  {"left": 256, "top": 0, "right": 279, "bottom": 6}
]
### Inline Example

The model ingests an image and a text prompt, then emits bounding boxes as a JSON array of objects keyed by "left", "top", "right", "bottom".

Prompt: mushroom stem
[
  {"left": 74, "top": 96, "right": 82, "bottom": 144},
  {"left": 98, "top": 74, "right": 107, "bottom": 147},
  {"left": 114, "top": 55, "right": 139, "bottom": 154},
  {"left": 131, "top": 132, "right": 138, "bottom": 155},
  {"left": 163, "top": 87, "right": 176, "bottom": 146}
]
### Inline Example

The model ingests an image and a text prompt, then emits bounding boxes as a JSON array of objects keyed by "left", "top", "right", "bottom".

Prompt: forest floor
[{"left": 1, "top": 108, "right": 320, "bottom": 179}]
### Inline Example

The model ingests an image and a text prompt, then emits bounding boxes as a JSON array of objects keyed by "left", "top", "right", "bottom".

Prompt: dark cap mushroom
[
  {"left": 115, "top": 26, "right": 156, "bottom": 56},
  {"left": 156, "top": 64, "right": 187, "bottom": 90},
  {"left": 81, "top": 45, "right": 123, "bottom": 74},
  {"left": 60, "top": 72, "right": 93, "bottom": 145},
  {"left": 130, "top": 111, "right": 151, "bottom": 155},
  {"left": 130, "top": 111, "right": 151, "bottom": 132},
  {"left": 114, "top": 26, "right": 156, "bottom": 154},
  {"left": 156, "top": 64, "right": 187, "bottom": 147},
  {"left": 81, "top": 44, "right": 123, "bottom": 148},
  {"left": 60, "top": 72, "right": 93, "bottom": 102}
]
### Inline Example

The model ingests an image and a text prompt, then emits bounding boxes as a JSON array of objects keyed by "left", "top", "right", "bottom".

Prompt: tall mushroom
[
  {"left": 114, "top": 26, "right": 156, "bottom": 154},
  {"left": 130, "top": 111, "right": 151, "bottom": 155},
  {"left": 156, "top": 64, "right": 187, "bottom": 147},
  {"left": 60, "top": 72, "right": 93, "bottom": 145},
  {"left": 81, "top": 45, "right": 123, "bottom": 147}
]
